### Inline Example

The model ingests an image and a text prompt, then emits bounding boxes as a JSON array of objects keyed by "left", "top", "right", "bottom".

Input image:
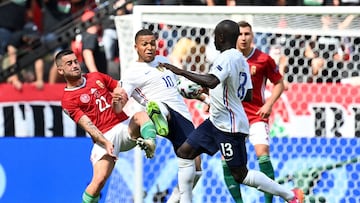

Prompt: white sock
[
  {"left": 177, "top": 158, "right": 195, "bottom": 203},
  {"left": 242, "top": 170, "right": 294, "bottom": 201},
  {"left": 193, "top": 170, "right": 202, "bottom": 187},
  {"left": 158, "top": 102, "right": 170, "bottom": 118},
  {"left": 166, "top": 185, "right": 180, "bottom": 203},
  {"left": 167, "top": 170, "right": 201, "bottom": 203}
]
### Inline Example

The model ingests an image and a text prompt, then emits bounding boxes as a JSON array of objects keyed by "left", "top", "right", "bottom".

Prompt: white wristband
[{"left": 203, "top": 96, "right": 210, "bottom": 105}]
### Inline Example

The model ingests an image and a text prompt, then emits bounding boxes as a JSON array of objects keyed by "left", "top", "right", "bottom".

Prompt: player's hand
[
  {"left": 159, "top": 63, "right": 182, "bottom": 75},
  {"left": 112, "top": 87, "right": 128, "bottom": 105},
  {"left": 256, "top": 103, "right": 272, "bottom": 119},
  {"left": 104, "top": 140, "right": 117, "bottom": 160}
]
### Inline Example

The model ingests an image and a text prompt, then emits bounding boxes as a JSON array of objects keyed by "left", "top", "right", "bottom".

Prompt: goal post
[
  {"left": 115, "top": 5, "right": 360, "bottom": 83},
  {"left": 112, "top": 6, "right": 360, "bottom": 203}
]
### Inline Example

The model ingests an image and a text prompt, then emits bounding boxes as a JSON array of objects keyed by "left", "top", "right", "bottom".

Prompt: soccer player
[
  {"left": 120, "top": 29, "right": 202, "bottom": 203},
  {"left": 222, "top": 20, "right": 286, "bottom": 203},
  {"left": 160, "top": 19, "right": 304, "bottom": 203},
  {"left": 55, "top": 49, "right": 164, "bottom": 203}
]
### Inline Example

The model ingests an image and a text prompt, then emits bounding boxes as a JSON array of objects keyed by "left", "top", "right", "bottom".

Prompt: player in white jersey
[
  {"left": 160, "top": 19, "right": 303, "bottom": 203},
  {"left": 120, "top": 29, "right": 202, "bottom": 203}
]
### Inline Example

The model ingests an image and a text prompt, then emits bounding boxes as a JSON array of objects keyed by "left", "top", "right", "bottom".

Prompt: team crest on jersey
[
  {"left": 156, "top": 66, "right": 165, "bottom": 72},
  {"left": 96, "top": 80, "right": 105, "bottom": 88},
  {"left": 80, "top": 94, "right": 90, "bottom": 103},
  {"left": 251, "top": 65, "right": 256, "bottom": 75}
]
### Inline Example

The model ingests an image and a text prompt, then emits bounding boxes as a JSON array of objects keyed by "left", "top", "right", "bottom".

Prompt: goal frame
[{"left": 113, "top": 6, "right": 360, "bottom": 203}]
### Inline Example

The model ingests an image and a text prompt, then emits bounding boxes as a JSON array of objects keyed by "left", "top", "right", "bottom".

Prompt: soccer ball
[{"left": 177, "top": 77, "right": 202, "bottom": 99}]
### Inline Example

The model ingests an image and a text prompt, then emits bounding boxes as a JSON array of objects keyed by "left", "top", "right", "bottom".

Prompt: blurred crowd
[
  {"left": 0, "top": 0, "right": 131, "bottom": 91},
  {"left": 0, "top": 0, "right": 359, "bottom": 91}
]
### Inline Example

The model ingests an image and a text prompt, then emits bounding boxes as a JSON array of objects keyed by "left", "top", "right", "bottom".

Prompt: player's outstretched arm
[
  {"left": 78, "top": 115, "right": 116, "bottom": 159},
  {"left": 159, "top": 62, "right": 219, "bottom": 89}
]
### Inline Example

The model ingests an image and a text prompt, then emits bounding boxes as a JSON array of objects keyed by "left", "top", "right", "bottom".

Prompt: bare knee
[
  {"left": 132, "top": 111, "right": 150, "bottom": 125},
  {"left": 176, "top": 142, "right": 198, "bottom": 160}
]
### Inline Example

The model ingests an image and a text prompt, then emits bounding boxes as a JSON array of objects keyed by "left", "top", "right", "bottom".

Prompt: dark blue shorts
[
  {"left": 166, "top": 106, "right": 195, "bottom": 152},
  {"left": 187, "top": 119, "right": 248, "bottom": 167}
]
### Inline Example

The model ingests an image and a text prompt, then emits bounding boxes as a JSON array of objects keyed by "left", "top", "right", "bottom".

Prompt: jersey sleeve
[
  {"left": 266, "top": 56, "right": 283, "bottom": 84},
  {"left": 62, "top": 97, "right": 84, "bottom": 123},
  {"left": 120, "top": 69, "right": 140, "bottom": 98},
  {"left": 208, "top": 55, "right": 230, "bottom": 83}
]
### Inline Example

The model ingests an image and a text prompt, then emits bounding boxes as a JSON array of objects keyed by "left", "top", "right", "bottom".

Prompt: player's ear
[{"left": 57, "top": 67, "right": 64, "bottom": 75}]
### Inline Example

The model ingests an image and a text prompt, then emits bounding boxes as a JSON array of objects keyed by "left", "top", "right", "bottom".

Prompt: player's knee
[
  {"left": 176, "top": 143, "right": 197, "bottom": 159},
  {"left": 230, "top": 166, "right": 248, "bottom": 183},
  {"left": 132, "top": 111, "right": 150, "bottom": 124}
]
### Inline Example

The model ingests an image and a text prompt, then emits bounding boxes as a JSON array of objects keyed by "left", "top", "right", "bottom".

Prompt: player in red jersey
[
  {"left": 55, "top": 49, "right": 163, "bottom": 203},
  {"left": 219, "top": 21, "right": 303, "bottom": 203},
  {"left": 238, "top": 21, "right": 284, "bottom": 203}
]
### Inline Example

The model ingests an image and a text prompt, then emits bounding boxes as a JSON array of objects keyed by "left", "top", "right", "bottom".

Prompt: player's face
[
  {"left": 135, "top": 35, "right": 157, "bottom": 63},
  {"left": 237, "top": 26, "right": 253, "bottom": 52},
  {"left": 57, "top": 53, "right": 82, "bottom": 80}
]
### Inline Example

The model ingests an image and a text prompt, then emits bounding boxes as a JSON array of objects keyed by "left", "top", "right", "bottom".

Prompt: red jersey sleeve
[{"left": 265, "top": 55, "right": 283, "bottom": 84}]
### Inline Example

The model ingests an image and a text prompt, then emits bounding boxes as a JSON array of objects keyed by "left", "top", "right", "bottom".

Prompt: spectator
[
  {"left": 81, "top": 9, "right": 107, "bottom": 74},
  {"left": 101, "top": 0, "right": 133, "bottom": 80},
  {"left": 37, "top": 0, "right": 72, "bottom": 83},
  {"left": 6, "top": 21, "right": 44, "bottom": 90},
  {"left": 0, "top": 0, "right": 30, "bottom": 62},
  {"left": 48, "top": 7, "right": 106, "bottom": 83}
]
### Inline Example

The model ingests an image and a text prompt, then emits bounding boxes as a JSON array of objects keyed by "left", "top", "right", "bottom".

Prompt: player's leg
[
  {"left": 249, "top": 122, "right": 275, "bottom": 203},
  {"left": 167, "top": 155, "right": 202, "bottom": 203},
  {"left": 222, "top": 158, "right": 243, "bottom": 203},
  {"left": 83, "top": 123, "right": 129, "bottom": 203},
  {"left": 129, "top": 111, "right": 157, "bottom": 158},
  {"left": 194, "top": 155, "right": 202, "bottom": 186},
  {"left": 146, "top": 101, "right": 169, "bottom": 136},
  {"left": 175, "top": 119, "right": 220, "bottom": 202},
  {"left": 222, "top": 133, "right": 303, "bottom": 203},
  {"left": 164, "top": 107, "right": 199, "bottom": 203},
  {"left": 82, "top": 155, "right": 116, "bottom": 203}
]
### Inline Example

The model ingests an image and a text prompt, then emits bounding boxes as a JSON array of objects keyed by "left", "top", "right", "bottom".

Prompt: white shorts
[
  {"left": 248, "top": 121, "right": 271, "bottom": 146},
  {"left": 90, "top": 118, "right": 137, "bottom": 164}
]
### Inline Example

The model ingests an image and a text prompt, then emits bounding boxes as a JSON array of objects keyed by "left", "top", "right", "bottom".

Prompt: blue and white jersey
[
  {"left": 121, "top": 55, "right": 192, "bottom": 122},
  {"left": 208, "top": 48, "right": 252, "bottom": 134}
]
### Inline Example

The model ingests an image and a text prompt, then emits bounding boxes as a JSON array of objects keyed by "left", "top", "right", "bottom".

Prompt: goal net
[{"left": 109, "top": 6, "right": 360, "bottom": 203}]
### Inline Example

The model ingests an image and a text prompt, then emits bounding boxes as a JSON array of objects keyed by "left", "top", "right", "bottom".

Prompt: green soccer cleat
[{"left": 146, "top": 101, "right": 169, "bottom": 137}]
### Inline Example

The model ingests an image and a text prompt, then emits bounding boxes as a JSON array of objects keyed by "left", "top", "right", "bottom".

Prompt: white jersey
[
  {"left": 208, "top": 48, "right": 252, "bottom": 134},
  {"left": 121, "top": 55, "right": 192, "bottom": 121}
]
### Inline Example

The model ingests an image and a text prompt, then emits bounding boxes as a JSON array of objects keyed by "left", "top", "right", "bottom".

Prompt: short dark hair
[
  {"left": 238, "top": 21, "right": 252, "bottom": 30},
  {"left": 134, "top": 29, "right": 154, "bottom": 42},
  {"left": 55, "top": 49, "right": 74, "bottom": 66}
]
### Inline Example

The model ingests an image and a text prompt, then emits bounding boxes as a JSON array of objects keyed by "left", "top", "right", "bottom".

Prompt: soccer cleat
[
  {"left": 146, "top": 101, "right": 169, "bottom": 136},
  {"left": 136, "top": 137, "right": 156, "bottom": 159},
  {"left": 289, "top": 188, "right": 304, "bottom": 203}
]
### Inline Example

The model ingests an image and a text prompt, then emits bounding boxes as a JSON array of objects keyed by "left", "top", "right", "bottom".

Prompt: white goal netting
[{"left": 109, "top": 6, "right": 360, "bottom": 203}]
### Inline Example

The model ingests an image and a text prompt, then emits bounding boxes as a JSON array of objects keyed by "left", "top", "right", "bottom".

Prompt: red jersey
[
  {"left": 243, "top": 48, "right": 282, "bottom": 124},
  {"left": 61, "top": 72, "right": 128, "bottom": 133}
]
